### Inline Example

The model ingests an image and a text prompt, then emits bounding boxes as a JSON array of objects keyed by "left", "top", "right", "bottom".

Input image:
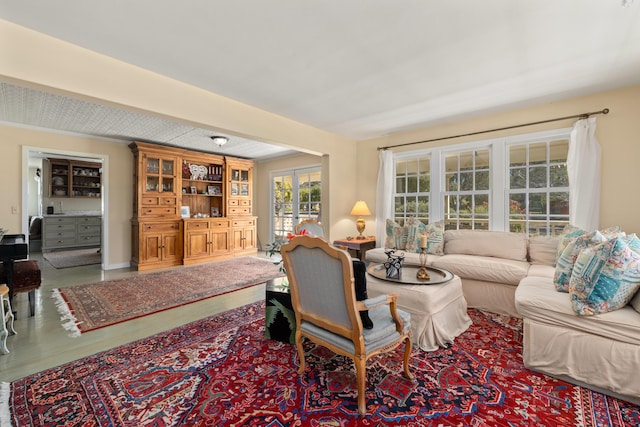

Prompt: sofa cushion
[
  {"left": 527, "top": 264, "right": 555, "bottom": 279},
  {"left": 432, "top": 254, "right": 529, "bottom": 286},
  {"left": 516, "top": 276, "right": 640, "bottom": 346},
  {"left": 444, "top": 230, "right": 528, "bottom": 262},
  {"left": 385, "top": 219, "right": 406, "bottom": 250},
  {"left": 365, "top": 247, "right": 442, "bottom": 267},
  {"left": 528, "top": 235, "right": 559, "bottom": 266},
  {"left": 569, "top": 236, "right": 640, "bottom": 316},
  {"left": 553, "top": 230, "right": 607, "bottom": 292}
]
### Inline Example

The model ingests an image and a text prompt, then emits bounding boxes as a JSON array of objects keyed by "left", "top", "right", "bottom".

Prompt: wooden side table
[{"left": 333, "top": 236, "right": 376, "bottom": 261}]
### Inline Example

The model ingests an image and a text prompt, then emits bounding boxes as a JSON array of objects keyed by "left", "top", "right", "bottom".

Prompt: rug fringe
[
  {"left": 51, "top": 289, "right": 82, "bottom": 337},
  {"left": 0, "top": 382, "right": 11, "bottom": 427}
]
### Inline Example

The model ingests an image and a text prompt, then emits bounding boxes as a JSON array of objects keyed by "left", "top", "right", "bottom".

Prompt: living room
[{"left": 1, "top": 3, "right": 640, "bottom": 425}]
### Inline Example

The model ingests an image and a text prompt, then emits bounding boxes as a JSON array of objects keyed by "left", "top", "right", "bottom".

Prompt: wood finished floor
[{"left": 0, "top": 251, "right": 266, "bottom": 382}]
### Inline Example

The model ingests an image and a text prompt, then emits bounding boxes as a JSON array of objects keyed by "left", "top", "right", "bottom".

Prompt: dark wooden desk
[
  {"left": 333, "top": 236, "right": 376, "bottom": 261},
  {"left": 0, "top": 234, "right": 29, "bottom": 300}
]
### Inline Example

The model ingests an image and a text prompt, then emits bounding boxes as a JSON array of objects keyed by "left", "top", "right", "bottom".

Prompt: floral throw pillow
[
  {"left": 425, "top": 220, "right": 445, "bottom": 255},
  {"left": 569, "top": 235, "right": 640, "bottom": 316},
  {"left": 385, "top": 219, "right": 406, "bottom": 250},
  {"left": 553, "top": 230, "right": 607, "bottom": 292},
  {"left": 556, "top": 225, "right": 587, "bottom": 261},
  {"left": 404, "top": 217, "right": 427, "bottom": 253}
]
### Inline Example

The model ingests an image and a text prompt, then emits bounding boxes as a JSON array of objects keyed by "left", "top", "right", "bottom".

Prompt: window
[
  {"left": 508, "top": 139, "right": 569, "bottom": 235},
  {"left": 443, "top": 149, "right": 490, "bottom": 230},
  {"left": 393, "top": 156, "right": 430, "bottom": 225},
  {"left": 391, "top": 128, "right": 571, "bottom": 235}
]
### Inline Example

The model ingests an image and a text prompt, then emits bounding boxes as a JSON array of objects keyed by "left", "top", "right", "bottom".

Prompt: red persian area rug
[
  {"left": 6, "top": 302, "right": 640, "bottom": 426},
  {"left": 51, "top": 256, "right": 282, "bottom": 335}
]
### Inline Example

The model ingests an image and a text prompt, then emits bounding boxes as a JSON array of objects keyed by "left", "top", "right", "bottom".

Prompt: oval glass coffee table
[
  {"left": 365, "top": 263, "right": 471, "bottom": 351},
  {"left": 366, "top": 264, "right": 453, "bottom": 285}
]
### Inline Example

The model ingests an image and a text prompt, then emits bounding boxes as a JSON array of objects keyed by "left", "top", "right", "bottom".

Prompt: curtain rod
[{"left": 377, "top": 108, "right": 610, "bottom": 151}]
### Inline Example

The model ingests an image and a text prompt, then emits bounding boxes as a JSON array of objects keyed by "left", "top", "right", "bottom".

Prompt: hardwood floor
[{"left": 0, "top": 251, "right": 265, "bottom": 382}]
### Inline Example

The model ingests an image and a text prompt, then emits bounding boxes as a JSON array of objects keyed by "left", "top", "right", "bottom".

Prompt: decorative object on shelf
[
  {"left": 210, "top": 136, "right": 228, "bottom": 147},
  {"left": 189, "top": 164, "right": 208, "bottom": 180},
  {"left": 211, "top": 207, "right": 219, "bottom": 217},
  {"left": 350, "top": 200, "right": 372, "bottom": 240},
  {"left": 181, "top": 206, "right": 190, "bottom": 219},
  {"left": 207, "top": 185, "right": 217, "bottom": 195},
  {"left": 384, "top": 248, "right": 404, "bottom": 279},
  {"left": 190, "top": 186, "right": 197, "bottom": 194},
  {"left": 182, "top": 160, "right": 191, "bottom": 179}
]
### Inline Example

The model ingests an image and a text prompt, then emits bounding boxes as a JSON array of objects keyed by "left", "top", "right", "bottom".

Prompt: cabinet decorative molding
[{"left": 129, "top": 141, "right": 256, "bottom": 271}]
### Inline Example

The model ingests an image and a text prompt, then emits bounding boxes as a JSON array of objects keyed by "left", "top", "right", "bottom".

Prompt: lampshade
[
  {"left": 211, "top": 136, "right": 228, "bottom": 147},
  {"left": 350, "top": 201, "right": 371, "bottom": 217}
]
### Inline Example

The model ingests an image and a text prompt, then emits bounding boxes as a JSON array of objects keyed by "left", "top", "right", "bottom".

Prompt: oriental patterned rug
[
  {"left": 52, "top": 256, "right": 281, "bottom": 335},
  {"left": 6, "top": 302, "right": 640, "bottom": 426}
]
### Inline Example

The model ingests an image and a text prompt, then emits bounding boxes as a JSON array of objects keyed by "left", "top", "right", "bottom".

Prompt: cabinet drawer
[
  {"left": 45, "top": 237, "right": 75, "bottom": 247},
  {"left": 77, "top": 224, "right": 101, "bottom": 236},
  {"left": 142, "top": 222, "right": 181, "bottom": 232},
  {"left": 45, "top": 217, "right": 76, "bottom": 226},
  {"left": 228, "top": 198, "right": 251, "bottom": 207},
  {"left": 140, "top": 206, "right": 178, "bottom": 216},
  {"left": 45, "top": 229, "right": 75, "bottom": 239},
  {"left": 45, "top": 223, "right": 76, "bottom": 233},
  {"left": 76, "top": 235, "right": 101, "bottom": 245},
  {"left": 228, "top": 207, "right": 252, "bottom": 215},
  {"left": 142, "top": 196, "right": 176, "bottom": 206},
  {"left": 211, "top": 220, "right": 230, "bottom": 228},
  {"left": 232, "top": 219, "right": 255, "bottom": 227},
  {"left": 77, "top": 216, "right": 101, "bottom": 225},
  {"left": 186, "top": 221, "right": 209, "bottom": 230},
  {"left": 142, "top": 196, "right": 160, "bottom": 205}
]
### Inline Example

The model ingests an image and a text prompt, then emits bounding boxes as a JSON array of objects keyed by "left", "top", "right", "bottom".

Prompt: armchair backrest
[{"left": 281, "top": 235, "right": 362, "bottom": 339}]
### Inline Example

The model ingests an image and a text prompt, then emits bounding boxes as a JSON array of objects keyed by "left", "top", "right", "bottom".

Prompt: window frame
[{"left": 391, "top": 127, "right": 571, "bottom": 234}]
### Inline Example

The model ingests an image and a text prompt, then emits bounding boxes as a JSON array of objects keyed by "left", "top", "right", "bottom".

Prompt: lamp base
[{"left": 355, "top": 217, "right": 366, "bottom": 240}]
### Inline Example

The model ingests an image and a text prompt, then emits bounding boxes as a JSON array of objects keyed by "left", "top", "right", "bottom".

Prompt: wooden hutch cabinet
[
  {"left": 130, "top": 142, "right": 183, "bottom": 270},
  {"left": 130, "top": 141, "right": 256, "bottom": 270},
  {"left": 49, "top": 159, "right": 102, "bottom": 198}
]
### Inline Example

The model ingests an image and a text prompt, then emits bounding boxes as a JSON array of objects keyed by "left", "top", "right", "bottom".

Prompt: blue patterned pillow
[
  {"left": 425, "top": 220, "right": 445, "bottom": 255},
  {"left": 569, "top": 235, "right": 640, "bottom": 315},
  {"left": 553, "top": 230, "right": 607, "bottom": 292},
  {"left": 385, "top": 219, "right": 407, "bottom": 250},
  {"left": 556, "top": 225, "right": 587, "bottom": 261},
  {"left": 404, "top": 217, "right": 427, "bottom": 253}
]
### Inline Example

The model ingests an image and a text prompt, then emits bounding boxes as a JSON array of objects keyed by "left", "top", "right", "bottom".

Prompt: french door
[{"left": 271, "top": 167, "right": 321, "bottom": 241}]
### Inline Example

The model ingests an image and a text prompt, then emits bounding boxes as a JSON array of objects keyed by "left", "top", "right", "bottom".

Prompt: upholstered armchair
[{"left": 280, "top": 235, "right": 413, "bottom": 416}]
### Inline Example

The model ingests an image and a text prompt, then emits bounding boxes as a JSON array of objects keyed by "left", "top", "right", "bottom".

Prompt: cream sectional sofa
[{"left": 365, "top": 229, "right": 640, "bottom": 404}]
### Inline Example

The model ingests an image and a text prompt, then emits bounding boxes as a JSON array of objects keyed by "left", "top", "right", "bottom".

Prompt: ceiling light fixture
[{"left": 211, "top": 136, "right": 228, "bottom": 147}]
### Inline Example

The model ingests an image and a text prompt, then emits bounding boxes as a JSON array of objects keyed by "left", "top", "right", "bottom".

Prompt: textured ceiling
[
  {"left": 0, "top": 82, "right": 296, "bottom": 160},
  {"left": 1, "top": 1, "right": 639, "bottom": 159}
]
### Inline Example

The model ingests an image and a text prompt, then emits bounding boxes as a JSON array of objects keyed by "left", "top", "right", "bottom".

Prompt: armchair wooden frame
[{"left": 281, "top": 235, "right": 412, "bottom": 416}]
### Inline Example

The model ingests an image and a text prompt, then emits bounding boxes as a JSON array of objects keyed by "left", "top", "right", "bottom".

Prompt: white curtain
[
  {"left": 567, "top": 117, "right": 600, "bottom": 231},
  {"left": 375, "top": 149, "right": 394, "bottom": 248}
]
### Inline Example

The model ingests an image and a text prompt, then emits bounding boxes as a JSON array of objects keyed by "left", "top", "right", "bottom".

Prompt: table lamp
[{"left": 350, "top": 200, "right": 371, "bottom": 240}]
